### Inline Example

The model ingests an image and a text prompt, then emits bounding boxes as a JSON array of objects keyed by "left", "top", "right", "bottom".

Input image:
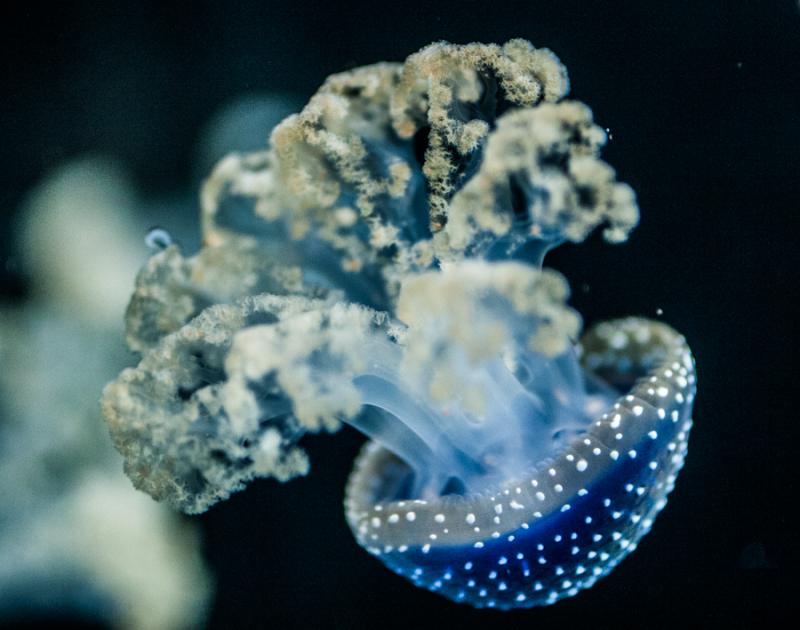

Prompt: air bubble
[{"left": 145, "top": 227, "right": 173, "bottom": 251}]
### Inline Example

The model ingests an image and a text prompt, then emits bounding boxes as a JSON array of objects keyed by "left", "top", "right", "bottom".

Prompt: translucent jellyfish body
[{"left": 102, "top": 40, "right": 695, "bottom": 610}]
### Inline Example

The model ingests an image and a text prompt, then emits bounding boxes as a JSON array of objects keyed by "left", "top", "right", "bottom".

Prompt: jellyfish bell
[{"left": 345, "top": 317, "right": 695, "bottom": 608}]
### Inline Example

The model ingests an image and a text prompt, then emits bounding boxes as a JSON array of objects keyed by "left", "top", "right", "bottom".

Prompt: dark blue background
[{"left": 2, "top": 1, "right": 797, "bottom": 627}]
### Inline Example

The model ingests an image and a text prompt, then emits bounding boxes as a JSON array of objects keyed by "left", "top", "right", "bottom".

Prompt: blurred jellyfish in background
[
  {"left": 194, "top": 93, "right": 304, "bottom": 179},
  {"left": 0, "top": 158, "right": 212, "bottom": 629},
  {"left": 0, "top": 88, "right": 306, "bottom": 627}
]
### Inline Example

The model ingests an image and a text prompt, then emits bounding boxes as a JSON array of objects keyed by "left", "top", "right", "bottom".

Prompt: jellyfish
[{"left": 102, "top": 40, "right": 696, "bottom": 609}]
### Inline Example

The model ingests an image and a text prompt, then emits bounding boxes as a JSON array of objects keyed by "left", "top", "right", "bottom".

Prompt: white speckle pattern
[{"left": 346, "top": 318, "right": 696, "bottom": 609}]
